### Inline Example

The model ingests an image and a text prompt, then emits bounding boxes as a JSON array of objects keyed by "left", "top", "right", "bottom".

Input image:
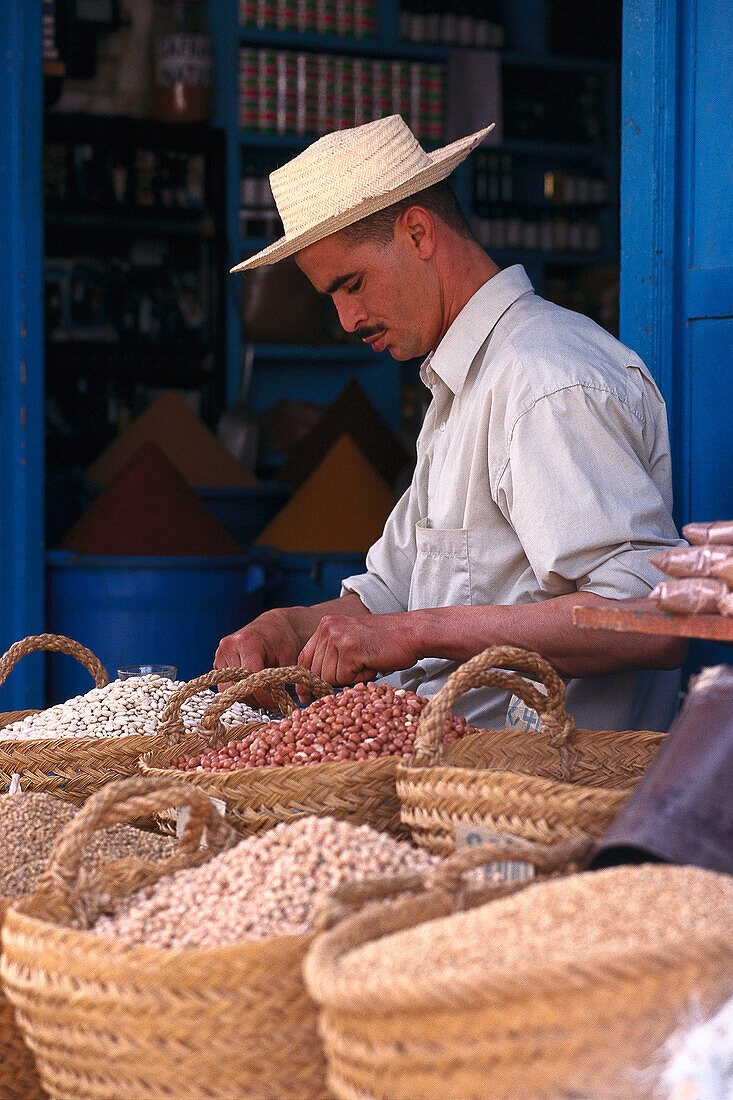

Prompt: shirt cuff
[
  {"left": 580, "top": 543, "right": 685, "bottom": 600},
  {"left": 340, "top": 571, "right": 406, "bottom": 614}
]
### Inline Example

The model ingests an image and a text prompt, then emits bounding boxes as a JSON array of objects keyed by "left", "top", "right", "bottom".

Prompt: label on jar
[
  {"left": 176, "top": 794, "right": 226, "bottom": 837},
  {"left": 155, "top": 34, "right": 212, "bottom": 88},
  {"left": 454, "top": 823, "right": 536, "bottom": 882}
]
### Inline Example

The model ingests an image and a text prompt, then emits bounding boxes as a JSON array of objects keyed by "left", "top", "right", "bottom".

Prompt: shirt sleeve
[
  {"left": 341, "top": 457, "right": 426, "bottom": 613},
  {"left": 494, "top": 384, "right": 684, "bottom": 599}
]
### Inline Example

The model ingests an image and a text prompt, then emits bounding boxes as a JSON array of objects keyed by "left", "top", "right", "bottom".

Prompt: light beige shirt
[{"left": 343, "top": 265, "right": 684, "bottom": 733}]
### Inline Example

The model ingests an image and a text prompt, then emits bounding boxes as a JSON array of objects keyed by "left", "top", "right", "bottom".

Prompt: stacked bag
[{"left": 650, "top": 518, "right": 733, "bottom": 615}]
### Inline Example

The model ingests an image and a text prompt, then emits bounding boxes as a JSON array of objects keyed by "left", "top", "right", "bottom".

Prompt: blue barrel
[
  {"left": 271, "top": 550, "right": 367, "bottom": 607},
  {"left": 46, "top": 551, "right": 270, "bottom": 704}
]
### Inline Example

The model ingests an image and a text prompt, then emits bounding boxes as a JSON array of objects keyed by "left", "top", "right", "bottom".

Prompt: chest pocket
[{"left": 409, "top": 518, "right": 472, "bottom": 610}]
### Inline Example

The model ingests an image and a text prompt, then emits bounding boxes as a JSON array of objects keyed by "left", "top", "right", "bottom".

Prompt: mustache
[{"left": 356, "top": 323, "right": 386, "bottom": 340}]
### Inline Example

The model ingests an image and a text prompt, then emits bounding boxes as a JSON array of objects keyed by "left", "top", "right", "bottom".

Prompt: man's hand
[
  {"left": 214, "top": 607, "right": 307, "bottom": 703},
  {"left": 298, "top": 612, "right": 419, "bottom": 685},
  {"left": 215, "top": 606, "right": 305, "bottom": 675},
  {"left": 214, "top": 593, "right": 372, "bottom": 701}
]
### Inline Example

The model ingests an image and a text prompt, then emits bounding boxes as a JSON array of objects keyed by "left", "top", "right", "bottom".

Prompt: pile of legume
[
  {"left": 0, "top": 791, "right": 175, "bottom": 900},
  {"left": 1, "top": 674, "right": 267, "bottom": 742},
  {"left": 173, "top": 681, "right": 476, "bottom": 771},
  {"left": 93, "top": 815, "right": 439, "bottom": 948},
  {"left": 335, "top": 865, "right": 733, "bottom": 992}
]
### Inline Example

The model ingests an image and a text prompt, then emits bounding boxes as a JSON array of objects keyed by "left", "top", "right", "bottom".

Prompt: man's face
[{"left": 294, "top": 224, "right": 440, "bottom": 360}]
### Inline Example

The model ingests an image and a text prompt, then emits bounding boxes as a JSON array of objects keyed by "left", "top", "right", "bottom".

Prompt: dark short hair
[{"left": 339, "top": 180, "right": 473, "bottom": 246}]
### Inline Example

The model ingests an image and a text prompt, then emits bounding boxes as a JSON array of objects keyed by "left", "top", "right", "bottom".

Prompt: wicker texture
[
  {"left": 304, "top": 841, "right": 733, "bottom": 1100},
  {"left": 1, "top": 776, "right": 332, "bottom": 1100},
  {"left": 0, "top": 640, "right": 254, "bottom": 805},
  {"left": 141, "top": 667, "right": 411, "bottom": 838},
  {"left": 396, "top": 645, "right": 666, "bottom": 854},
  {"left": 0, "top": 901, "right": 46, "bottom": 1100},
  {"left": 0, "top": 631, "right": 106, "bottom": 736}
]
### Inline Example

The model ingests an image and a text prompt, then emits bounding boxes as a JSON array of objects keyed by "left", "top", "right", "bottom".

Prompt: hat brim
[{"left": 230, "top": 122, "right": 495, "bottom": 273}]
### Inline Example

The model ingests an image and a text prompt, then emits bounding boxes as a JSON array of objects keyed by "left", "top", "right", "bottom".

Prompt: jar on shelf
[{"left": 152, "top": 0, "right": 213, "bottom": 123}]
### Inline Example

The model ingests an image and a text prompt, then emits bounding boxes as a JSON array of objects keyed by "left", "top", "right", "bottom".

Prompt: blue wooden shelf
[
  {"left": 238, "top": 26, "right": 447, "bottom": 61},
  {"left": 238, "top": 235, "right": 274, "bottom": 252},
  {"left": 493, "top": 248, "right": 615, "bottom": 266},
  {"left": 501, "top": 51, "right": 619, "bottom": 74},
  {"left": 247, "top": 342, "right": 385, "bottom": 362},
  {"left": 501, "top": 139, "right": 612, "bottom": 160},
  {"left": 239, "top": 130, "right": 311, "bottom": 150},
  {"left": 236, "top": 132, "right": 610, "bottom": 162}
]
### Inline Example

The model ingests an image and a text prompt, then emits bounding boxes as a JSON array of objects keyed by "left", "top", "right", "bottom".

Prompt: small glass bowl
[{"left": 117, "top": 664, "right": 177, "bottom": 681}]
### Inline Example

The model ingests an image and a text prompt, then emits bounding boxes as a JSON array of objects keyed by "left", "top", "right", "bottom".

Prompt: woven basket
[
  {"left": 139, "top": 665, "right": 298, "bottom": 835},
  {"left": 0, "top": 636, "right": 257, "bottom": 806},
  {"left": 0, "top": 632, "right": 107, "bottom": 732},
  {"left": 140, "top": 666, "right": 411, "bottom": 838},
  {"left": 0, "top": 790, "right": 175, "bottom": 1100},
  {"left": 305, "top": 841, "right": 733, "bottom": 1100},
  {"left": 396, "top": 645, "right": 666, "bottom": 855},
  {"left": 1, "top": 775, "right": 336, "bottom": 1100},
  {"left": 0, "top": 899, "right": 46, "bottom": 1099}
]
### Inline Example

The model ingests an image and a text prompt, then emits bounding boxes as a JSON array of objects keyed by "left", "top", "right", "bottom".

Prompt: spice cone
[
  {"left": 63, "top": 442, "right": 243, "bottom": 556},
  {"left": 87, "top": 391, "right": 259, "bottom": 489},
  {"left": 256, "top": 434, "right": 397, "bottom": 553}
]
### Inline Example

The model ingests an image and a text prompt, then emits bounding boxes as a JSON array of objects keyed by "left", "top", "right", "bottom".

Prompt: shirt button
[{"left": 440, "top": 422, "right": 446, "bottom": 432}]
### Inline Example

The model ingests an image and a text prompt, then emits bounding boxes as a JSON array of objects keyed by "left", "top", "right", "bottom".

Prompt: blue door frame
[
  {"left": 621, "top": 0, "right": 733, "bottom": 523},
  {"left": 0, "top": 1, "right": 45, "bottom": 709},
  {"left": 621, "top": 0, "right": 733, "bottom": 670}
]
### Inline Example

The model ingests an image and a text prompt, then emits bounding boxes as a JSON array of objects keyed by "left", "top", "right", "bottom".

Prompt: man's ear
[{"left": 399, "top": 205, "right": 437, "bottom": 258}]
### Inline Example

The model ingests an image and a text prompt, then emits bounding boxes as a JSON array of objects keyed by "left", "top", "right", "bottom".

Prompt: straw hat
[{"left": 231, "top": 114, "right": 495, "bottom": 272}]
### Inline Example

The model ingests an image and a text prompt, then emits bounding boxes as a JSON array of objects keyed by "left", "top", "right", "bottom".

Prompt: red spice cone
[{"left": 62, "top": 441, "right": 243, "bottom": 556}]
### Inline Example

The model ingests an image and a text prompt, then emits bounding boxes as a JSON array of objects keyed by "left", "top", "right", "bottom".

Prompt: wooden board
[{"left": 572, "top": 598, "right": 733, "bottom": 642}]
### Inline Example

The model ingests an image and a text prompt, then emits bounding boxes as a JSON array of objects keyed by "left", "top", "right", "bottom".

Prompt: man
[{"left": 217, "top": 115, "right": 686, "bottom": 732}]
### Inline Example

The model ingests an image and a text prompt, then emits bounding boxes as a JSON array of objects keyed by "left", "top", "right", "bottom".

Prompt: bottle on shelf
[{"left": 151, "top": 0, "right": 213, "bottom": 124}]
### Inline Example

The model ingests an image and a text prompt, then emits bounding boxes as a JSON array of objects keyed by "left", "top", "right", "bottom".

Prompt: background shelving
[
  {"left": 39, "top": 0, "right": 620, "bottom": 482},
  {"left": 43, "top": 112, "right": 227, "bottom": 473},
  {"left": 209, "top": 0, "right": 620, "bottom": 436}
]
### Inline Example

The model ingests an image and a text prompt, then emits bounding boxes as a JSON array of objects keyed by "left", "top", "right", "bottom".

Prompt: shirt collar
[{"left": 420, "top": 265, "right": 535, "bottom": 395}]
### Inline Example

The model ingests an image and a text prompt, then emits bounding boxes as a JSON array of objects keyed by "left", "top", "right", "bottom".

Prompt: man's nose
[{"left": 334, "top": 296, "right": 367, "bottom": 334}]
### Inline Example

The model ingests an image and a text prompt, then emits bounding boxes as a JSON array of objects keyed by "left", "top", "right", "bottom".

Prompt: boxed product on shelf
[
  {"left": 400, "top": 0, "right": 504, "bottom": 48},
  {"left": 240, "top": 0, "right": 377, "bottom": 37},
  {"left": 238, "top": 47, "right": 444, "bottom": 141}
]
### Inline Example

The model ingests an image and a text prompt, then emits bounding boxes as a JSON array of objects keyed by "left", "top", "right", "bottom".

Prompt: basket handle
[
  {"left": 306, "top": 835, "right": 595, "bottom": 1009},
  {"left": 411, "top": 645, "right": 575, "bottom": 771},
  {"left": 196, "top": 665, "right": 334, "bottom": 748},
  {"left": 31, "top": 775, "right": 239, "bottom": 929},
  {"left": 0, "top": 633, "right": 109, "bottom": 692},
  {"left": 314, "top": 832, "right": 593, "bottom": 931},
  {"left": 156, "top": 666, "right": 292, "bottom": 746}
]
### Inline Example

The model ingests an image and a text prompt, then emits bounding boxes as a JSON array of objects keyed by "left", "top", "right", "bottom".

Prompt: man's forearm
[{"left": 408, "top": 592, "right": 687, "bottom": 677}]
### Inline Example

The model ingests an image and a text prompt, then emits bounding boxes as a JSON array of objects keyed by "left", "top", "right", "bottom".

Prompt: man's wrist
[
  {"left": 404, "top": 607, "right": 440, "bottom": 659},
  {"left": 402, "top": 604, "right": 500, "bottom": 663}
]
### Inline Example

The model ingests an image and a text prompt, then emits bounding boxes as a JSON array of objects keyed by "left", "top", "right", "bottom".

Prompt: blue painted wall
[{"left": 0, "top": 1, "right": 45, "bottom": 710}]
